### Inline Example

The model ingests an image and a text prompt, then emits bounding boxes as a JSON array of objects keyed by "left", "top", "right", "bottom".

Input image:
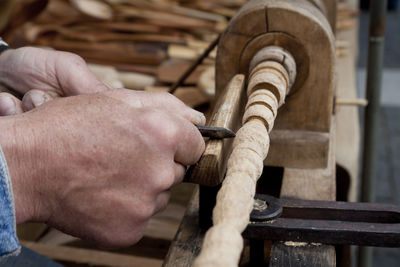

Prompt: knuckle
[
  {"left": 116, "top": 197, "right": 154, "bottom": 226},
  {"left": 158, "top": 91, "right": 184, "bottom": 106},
  {"left": 95, "top": 226, "right": 145, "bottom": 248},
  {"left": 163, "top": 125, "right": 180, "bottom": 147},
  {"left": 151, "top": 168, "right": 175, "bottom": 192},
  {"left": 144, "top": 110, "right": 180, "bottom": 147},
  {"left": 157, "top": 91, "right": 174, "bottom": 100},
  {"left": 157, "top": 91, "right": 171, "bottom": 98},
  {"left": 63, "top": 52, "right": 86, "bottom": 66},
  {"left": 132, "top": 204, "right": 154, "bottom": 222}
]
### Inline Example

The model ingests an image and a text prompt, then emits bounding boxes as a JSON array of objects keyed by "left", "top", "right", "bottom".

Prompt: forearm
[{"left": 0, "top": 116, "right": 40, "bottom": 224}]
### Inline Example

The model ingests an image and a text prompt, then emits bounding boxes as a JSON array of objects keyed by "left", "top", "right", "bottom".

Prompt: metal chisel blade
[{"left": 196, "top": 125, "right": 236, "bottom": 139}]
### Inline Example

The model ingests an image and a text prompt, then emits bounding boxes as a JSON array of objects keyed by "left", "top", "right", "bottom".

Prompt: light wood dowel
[{"left": 193, "top": 60, "right": 290, "bottom": 266}]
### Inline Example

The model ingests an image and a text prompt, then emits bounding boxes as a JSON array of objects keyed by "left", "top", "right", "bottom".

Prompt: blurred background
[{"left": 0, "top": 0, "right": 399, "bottom": 266}]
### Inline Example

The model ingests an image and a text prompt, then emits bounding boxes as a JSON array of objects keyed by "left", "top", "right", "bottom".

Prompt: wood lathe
[
  {"left": 188, "top": 0, "right": 336, "bottom": 187},
  {"left": 166, "top": 0, "right": 337, "bottom": 266},
  {"left": 164, "top": 0, "right": 400, "bottom": 266}
]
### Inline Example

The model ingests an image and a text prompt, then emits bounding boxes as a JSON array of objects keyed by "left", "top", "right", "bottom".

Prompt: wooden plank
[
  {"left": 157, "top": 60, "right": 208, "bottom": 84},
  {"left": 279, "top": 122, "right": 336, "bottom": 201},
  {"left": 122, "top": 0, "right": 227, "bottom": 23},
  {"left": 335, "top": 10, "right": 360, "bottom": 202},
  {"left": 115, "top": 6, "right": 216, "bottom": 31},
  {"left": 36, "top": 38, "right": 166, "bottom": 66},
  {"left": 265, "top": 130, "right": 330, "bottom": 169},
  {"left": 188, "top": 74, "right": 246, "bottom": 185},
  {"left": 21, "top": 241, "right": 163, "bottom": 267},
  {"left": 269, "top": 119, "right": 336, "bottom": 267},
  {"left": 17, "top": 223, "right": 49, "bottom": 242},
  {"left": 163, "top": 188, "right": 203, "bottom": 267},
  {"left": 145, "top": 203, "right": 186, "bottom": 241},
  {"left": 266, "top": 0, "right": 335, "bottom": 133},
  {"left": 270, "top": 241, "right": 336, "bottom": 267}
]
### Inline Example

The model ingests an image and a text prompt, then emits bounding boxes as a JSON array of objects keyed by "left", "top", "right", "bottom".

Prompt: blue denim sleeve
[{"left": 0, "top": 146, "right": 21, "bottom": 259}]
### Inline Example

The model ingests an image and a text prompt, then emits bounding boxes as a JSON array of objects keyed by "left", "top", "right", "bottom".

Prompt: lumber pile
[{"left": 3, "top": 0, "right": 247, "bottom": 107}]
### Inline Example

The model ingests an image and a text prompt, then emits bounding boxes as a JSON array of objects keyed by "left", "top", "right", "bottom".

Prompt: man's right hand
[{"left": 0, "top": 89, "right": 205, "bottom": 248}]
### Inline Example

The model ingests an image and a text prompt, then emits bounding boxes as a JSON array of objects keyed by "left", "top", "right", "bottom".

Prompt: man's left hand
[{"left": 0, "top": 47, "right": 109, "bottom": 115}]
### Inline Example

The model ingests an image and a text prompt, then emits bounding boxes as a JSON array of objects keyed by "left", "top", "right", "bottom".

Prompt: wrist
[{"left": 0, "top": 116, "right": 45, "bottom": 224}]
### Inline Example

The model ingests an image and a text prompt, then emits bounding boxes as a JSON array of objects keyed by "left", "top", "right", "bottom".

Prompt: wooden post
[{"left": 269, "top": 119, "right": 337, "bottom": 267}]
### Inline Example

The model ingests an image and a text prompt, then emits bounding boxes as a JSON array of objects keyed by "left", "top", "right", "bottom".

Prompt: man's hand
[
  {"left": 0, "top": 89, "right": 205, "bottom": 248},
  {"left": 0, "top": 47, "right": 109, "bottom": 115}
]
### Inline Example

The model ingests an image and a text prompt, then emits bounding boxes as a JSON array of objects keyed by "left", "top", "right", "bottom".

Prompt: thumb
[
  {"left": 0, "top": 93, "right": 24, "bottom": 116},
  {"left": 55, "top": 52, "right": 110, "bottom": 96}
]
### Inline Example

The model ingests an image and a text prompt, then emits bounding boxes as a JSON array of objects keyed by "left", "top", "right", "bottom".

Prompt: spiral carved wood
[{"left": 193, "top": 61, "right": 290, "bottom": 266}]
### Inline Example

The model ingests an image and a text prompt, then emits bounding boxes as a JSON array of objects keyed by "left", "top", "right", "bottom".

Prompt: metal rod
[
  {"left": 196, "top": 125, "right": 236, "bottom": 139},
  {"left": 358, "top": 0, "right": 388, "bottom": 266},
  {"left": 169, "top": 35, "right": 220, "bottom": 94}
]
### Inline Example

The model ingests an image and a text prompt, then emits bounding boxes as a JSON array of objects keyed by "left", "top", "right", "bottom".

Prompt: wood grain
[
  {"left": 157, "top": 60, "right": 208, "bottom": 84},
  {"left": 214, "top": 0, "right": 335, "bottom": 169},
  {"left": 216, "top": 0, "right": 335, "bottom": 131},
  {"left": 163, "top": 189, "right": 203, "bottom": 267},
  {"left": 270, "top": 242, "right": 336, "bottom": 267},
  {"left": 265, "top": 130, "right": 330, "bottom": 169},
  {"left": 269, "top": 119, "right": 336, "bottom": 267},
  {"left": 188, "top": 74, "right": 246, "bottom": 185},
  {"left": 335, "top": 18, "right": 360, "bottom": 202}
]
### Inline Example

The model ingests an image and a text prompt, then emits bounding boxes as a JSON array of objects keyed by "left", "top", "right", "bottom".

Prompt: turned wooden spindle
[{"left": 194, "top": 47, "right": 295, "bottom": 267}]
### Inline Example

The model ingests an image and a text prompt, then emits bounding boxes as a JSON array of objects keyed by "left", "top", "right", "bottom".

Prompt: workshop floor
[{"left": 357, "top": 5, "right": 400, "bottom": 267}]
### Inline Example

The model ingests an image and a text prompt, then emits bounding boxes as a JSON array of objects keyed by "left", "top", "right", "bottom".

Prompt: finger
[
  {"left": 102, "top": 89, "right": 206, "bottom": 125},
  {"left": 0, "top": 93, "right": 23, "bottom": 116},
  {"left": 153, "top": 190, "right": 171, "bottom": 215},
  {"left": 174, "top": 163, "right": 186, "bottom": 184},
  {"left": 22, "top": 89, "right": 59, "bottom": 111},
  {"left": 143, "top": 91, "right": 206, "bottom": 126},
  {"left": 55, "top": 52, "right": 110, "bottom": 96},
  {"left": 174, "top": 118, "right": 205, "bottom": 166}
]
